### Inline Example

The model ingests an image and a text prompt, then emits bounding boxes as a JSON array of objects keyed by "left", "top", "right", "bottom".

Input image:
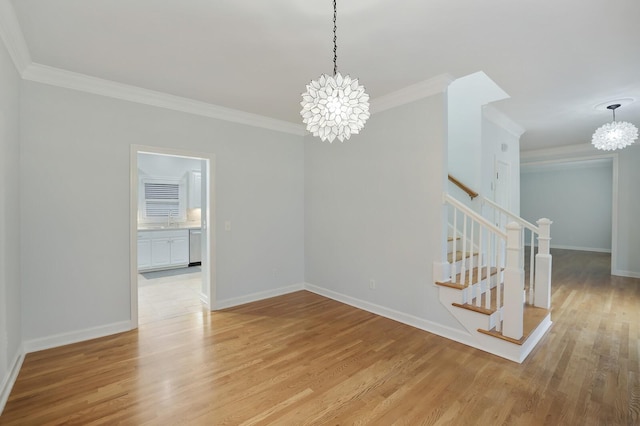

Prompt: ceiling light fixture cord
[
  {"left": 333, "top": 0, "right": 337, "bottom": 76},
  {"left": 299, "top": 0, "right": 370, "bottom": 143}
]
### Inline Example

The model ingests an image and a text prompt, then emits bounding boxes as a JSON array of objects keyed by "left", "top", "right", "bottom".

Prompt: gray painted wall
[
  {"left": 0, "top": 36, "right": 22, "bottom": 397},
  {"left": 304, "top": 95, "right": 461, "bottom": 329},
  {"left": 521, "top": 161, "right": 613, "bottom": 252},
  {"left": 521, "top": 144, "right": 640, "bottom": 277},
  {"left": 19, "top": 81, "right": 305, "bottom": 342}
]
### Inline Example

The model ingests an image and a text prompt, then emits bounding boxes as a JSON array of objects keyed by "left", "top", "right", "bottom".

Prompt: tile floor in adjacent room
[{"left": 137, "top": 266, "right": 205, "bottom": 324}]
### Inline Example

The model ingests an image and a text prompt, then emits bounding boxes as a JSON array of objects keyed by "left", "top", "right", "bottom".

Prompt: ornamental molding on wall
[
  {"left": 22, "top": 63, "right": 308, "bottom": 136},
  {"left": 1, "top": 0, "right": 455, "bottom": 138}
]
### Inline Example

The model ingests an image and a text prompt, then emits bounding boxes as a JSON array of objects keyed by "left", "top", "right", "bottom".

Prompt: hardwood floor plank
[{"left": 1, "top": 249, "right": 639, "bottom": 424}]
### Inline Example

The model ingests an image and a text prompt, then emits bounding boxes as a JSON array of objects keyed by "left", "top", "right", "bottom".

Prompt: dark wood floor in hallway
[{"left": 1, "top": 249, "right": 638, "bottom": 425}]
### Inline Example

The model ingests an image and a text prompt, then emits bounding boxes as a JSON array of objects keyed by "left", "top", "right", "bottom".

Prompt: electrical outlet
[{"left": 369, "top": 279, "right": 376, "bottom": 289}]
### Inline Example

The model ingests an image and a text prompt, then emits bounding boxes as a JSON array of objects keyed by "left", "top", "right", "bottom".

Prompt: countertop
[{"left": 138, "top": 222, "right": 202, "bottom": 231}]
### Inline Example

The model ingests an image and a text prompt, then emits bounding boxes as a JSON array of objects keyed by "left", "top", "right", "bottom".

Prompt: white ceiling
[{"left": 9, "top": 0, "right": 640, "bottom": 151}]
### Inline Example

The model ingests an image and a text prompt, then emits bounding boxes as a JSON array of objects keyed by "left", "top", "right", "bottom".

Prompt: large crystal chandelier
[
  {"left": 300, "top": 0, "right": 370, "bottom": 143},
  {"left": 592, "top": 104, "right": 638, "bottom": 151}
]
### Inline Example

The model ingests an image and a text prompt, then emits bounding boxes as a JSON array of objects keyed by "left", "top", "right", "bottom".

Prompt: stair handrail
[
  {"left": 445, "top": 193, "right": 506, "bottom": 239},
  {"left": 481, "top": 197, "right": 539, "bottom": 233},
  {"left": 445, "top": 192, "right": 524, "bottom": 339},
  {"left": 481, "top": 196, "right": 552, "bottom": 311},
  {"left": 448, "top": 174, "right": 479, "bottom": 200}
]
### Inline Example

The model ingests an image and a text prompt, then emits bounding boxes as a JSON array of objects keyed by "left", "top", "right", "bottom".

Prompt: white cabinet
[
  {"left": 151, "top": 239, "right": 171, "bottom": 267},
  {"left": 137, "top": 237, "right": 152, "bottom": 270},
  {"left": 137, "top": 229, "right": 189, "bottom": 272},
  {"left": 170, "top": 234, "right": 189, "bottom": 264},
  {"left": 188, "top": 170, "right": 202, "bottom": 209}
]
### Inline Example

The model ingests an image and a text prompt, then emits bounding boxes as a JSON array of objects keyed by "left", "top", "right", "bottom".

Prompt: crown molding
[
  {"left": 0, "top": 0, "right": 31, "bottom": 73},
  {"left": 521, "top": 157, "right": 613, "bottom": 173},
  {"left": 482, "top": 105, "right": 525, "bottom": 137},
  {"left": 520, "top": 142, "right": 605, "bottom": 163},
  {"left": 22, "top": 63, "right": 307, "bottom": 136},
  {"left": 370, "top": 73, "right": 454, "bottom": 114}
]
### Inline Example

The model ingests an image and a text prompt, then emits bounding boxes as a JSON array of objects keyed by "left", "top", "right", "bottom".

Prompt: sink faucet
[{"left": 167, "top": 211, "right": 174, "bottom": 227}]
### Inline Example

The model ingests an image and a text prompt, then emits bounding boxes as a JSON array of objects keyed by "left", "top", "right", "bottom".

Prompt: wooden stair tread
[
  {"left": 451, "top": 281, "right": 504, "bottom": 315},
  {"left": 435, "top": 267, "right": 499, "bottom": 289},
  {"left": 454, "top": 266, "right": 499, "bottom": 286},
  {"left": 447, "top": 236, "right": 460, "bottom": 242},
  {"left": 478, "top": 305, "right": 551, "bottom": 345},
  {"left": 447, "top": 251, "right": 478, "bottom": 263}
]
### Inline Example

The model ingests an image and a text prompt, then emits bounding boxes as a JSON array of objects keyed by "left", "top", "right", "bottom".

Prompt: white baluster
[
  {"left": 534, "top": 218, "right": 552, "bottom": 309},
  {"left": 451, "top": 208, "right": 458, "bottom": 281},
  {"left": 502, "top": 222, "right": 524, "bottom": 340},
  {"left": 476, "top": 224, "right": 482, "bottom": 307},
  {"left": 461, "top": 214, "right": 467, "bottom": 283},
  {"left": 528, "top": 231, "right": 536, "bottom": 305},
  {"left": 484, "top": 232, "right": 495, "bottom": 309},
  {"left": 468, "top": 219, "right": 474, "bottom": 295}
]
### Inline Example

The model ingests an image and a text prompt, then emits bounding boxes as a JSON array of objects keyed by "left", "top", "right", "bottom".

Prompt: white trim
[
  {"left": 611, "top": 155, "right": 619, "bottom": 277},
  {"left": 213, "top": 284, "right": 304, "bottom": 310},
  {"left": 521, "top": 158, "right": 612, "bottom": 173},
  {"left": 516, "top": 314, "right": 552, "bottom": 363},
  {"left": 131, "top": 145, "right": 217, "bottom": 327},
  {"left": 550, "top": 245, "right": 612, "bottom": 253},
  {"left": 520, "top": 143, "right": 598, "bottom": 162},
  {"left": 303, "top": 283, "right": 474, "bottom": 347},
  {"left": 130, "top": 146, "right": 139, "bottom": 329},
  {"left": 519, "top": 154, "right": 619, "bottom": 277},
  {"left": 0, "top": 0, "right": 31, "bottom": 73},
  {"left": 22, "top": 321, "right": 131, "bottom": 354},
  {"left": 22, "top": 63, "right": 307, "bottom": 136},
  {"left": 0, "top": 347, "right": 24, "bottom": 415},
  {"left": 370, "top": 74, "right": 454, "bottom": 114},
  {"left": 483, "top": 105, "right": 525, "bottom": 137},
  {"left": 611, "top": 270, "right": 640, "bottom": 278}
]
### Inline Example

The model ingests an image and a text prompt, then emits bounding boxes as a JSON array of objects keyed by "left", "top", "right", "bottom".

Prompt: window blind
[{"left": 144, "top": 182, "right": 180, "bottom": 217}]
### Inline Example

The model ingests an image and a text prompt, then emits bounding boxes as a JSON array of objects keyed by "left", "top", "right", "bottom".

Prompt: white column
[
  {"left": 534, "top": 218, "right": 553, "bottom": 309},
  {"left": 503, "top": 222, "right": 523, "bottom": 340}
]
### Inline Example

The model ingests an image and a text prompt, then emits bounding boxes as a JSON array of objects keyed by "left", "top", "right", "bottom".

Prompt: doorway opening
[
  {"left": 520, "top": 155, "right": 618, "bottom": 274},
  {"left": 129, "top": 145, "right": 215, "bottom": 328}
]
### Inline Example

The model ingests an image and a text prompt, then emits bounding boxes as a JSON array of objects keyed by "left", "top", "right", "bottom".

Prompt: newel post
[
  {"left": 534, "top": 218, "right": 553, "bottom": 309},
  {"left": 503, "top": 222, "right": 524, "bottom": 340}
]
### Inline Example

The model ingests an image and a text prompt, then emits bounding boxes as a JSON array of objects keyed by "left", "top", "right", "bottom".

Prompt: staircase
[{"left": 434, "top": 193, "right": 553, "bottom": 363}]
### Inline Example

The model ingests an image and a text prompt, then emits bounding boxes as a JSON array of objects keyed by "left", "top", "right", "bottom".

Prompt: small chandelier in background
[
  {"left": 592, "top": 104, "right": 638, "bottom": 151},
  {"left": 300, "top": 0, "right": 370, "bottom": 143}
]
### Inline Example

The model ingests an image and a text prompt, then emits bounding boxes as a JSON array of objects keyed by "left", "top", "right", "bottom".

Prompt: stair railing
[
  {"left": 445, "top": 193, "right": 525, "bottom": 338},
  {"left": 481, "top": 197, "right": 552, "bottom": 310},
  {"left": 448, "top": 174, "right": 479, "bottom": 200}
]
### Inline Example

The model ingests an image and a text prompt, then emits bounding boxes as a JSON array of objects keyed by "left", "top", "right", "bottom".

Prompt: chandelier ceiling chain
[
  {"left": 333, "top": 0, "right": 337, "bottom": 76},
  {"left": 300, "top": 0, "right": 370, "bottom": 143},
  {"left": 591, "top": 103, "right": 638, "bottom": 151}
]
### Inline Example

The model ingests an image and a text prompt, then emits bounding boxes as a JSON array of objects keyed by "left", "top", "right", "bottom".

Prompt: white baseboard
[
  {"left": 612, "top": 269, "right": 640, "bottom": 278},
  {"left": 0, "top": 347, "right": 25, "bottom": 415},
  {"left": 303, "top": 283, "right": 473, "bottom": 348},
  {"left": 549, "top": 245, "right": 611, "bottom": 253},
  {"left": 213, "top": 283, "right": 305, "bottom": 310},
  {"left": 22, "top": 321, "right": 133, "bottom": 354}
]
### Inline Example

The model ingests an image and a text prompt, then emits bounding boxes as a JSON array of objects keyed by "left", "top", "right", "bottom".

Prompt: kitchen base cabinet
[
  {"left": 137, "top": 238, "right": 152, "bottom": 270},
  {"left": 137, "top": 229, "right": 189, "bottom": 272}
]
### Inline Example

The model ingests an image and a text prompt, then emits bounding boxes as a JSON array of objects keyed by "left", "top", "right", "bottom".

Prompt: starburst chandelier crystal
[
  {"left": 592, "top": 104, "right": 638, "bottom": 151},
  {"left": 300, "top": 0, "right": 370, "bottom": 143}
]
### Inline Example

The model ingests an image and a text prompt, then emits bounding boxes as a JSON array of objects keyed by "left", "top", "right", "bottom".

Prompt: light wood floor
[{"left": 2, "top": 249, "right": 639, "bottom": 425}]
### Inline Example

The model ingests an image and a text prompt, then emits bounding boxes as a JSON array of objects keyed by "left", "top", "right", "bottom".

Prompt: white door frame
[
  {"left": 521, "top": 154, "right": 619, "bottom": 275},
  {"left": 129, "top": 144, "right": 216, "bottom": 329},
  {"left": 494, "top": 158, "right": 511, "bottom": 210}
]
